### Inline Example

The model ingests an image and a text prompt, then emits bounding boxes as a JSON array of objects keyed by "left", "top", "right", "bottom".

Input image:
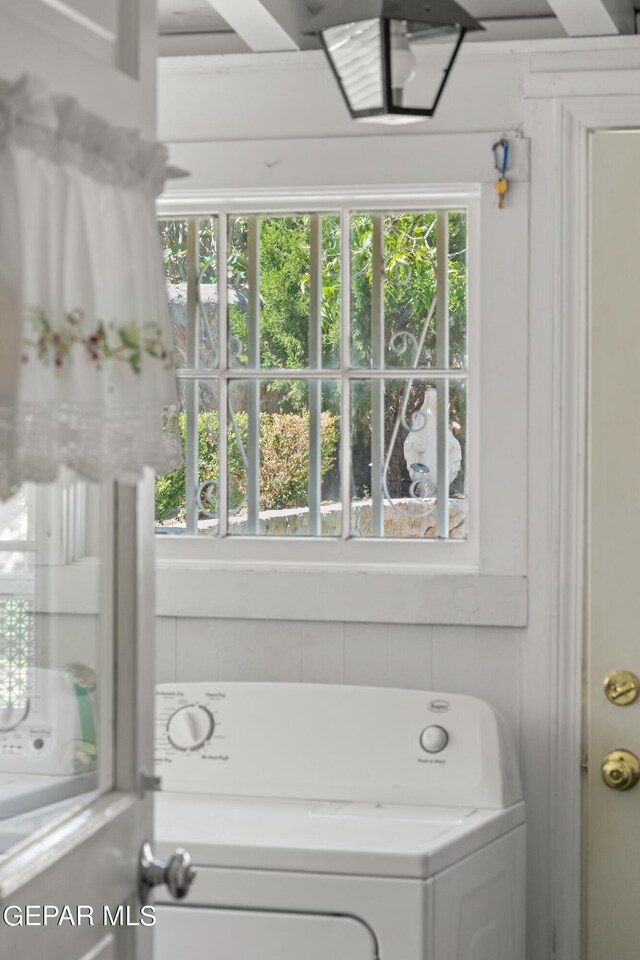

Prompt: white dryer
[{"left": 153, "top": 683, "right": 525, "bottom": 960}]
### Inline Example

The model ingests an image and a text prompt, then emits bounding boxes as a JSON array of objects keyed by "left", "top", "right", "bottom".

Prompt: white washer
[
  {"left": 154, "top": 683, "right": 525, "bottom": 960},
  {"left": 0, "top": 668, "right": 97, "bottom": 823}
]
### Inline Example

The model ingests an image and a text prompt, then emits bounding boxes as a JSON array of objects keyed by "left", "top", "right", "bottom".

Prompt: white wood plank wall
[{"left": 155, "top": 617, "right": 522, "bottom": 751}]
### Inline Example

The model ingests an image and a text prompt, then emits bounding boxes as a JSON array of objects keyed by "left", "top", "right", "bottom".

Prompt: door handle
[
  {"left": 601, "top": 750, "right": 640, "bottom": 791},
  {"left": 138, "top": 841, "right": 196, "bottom": 903}
]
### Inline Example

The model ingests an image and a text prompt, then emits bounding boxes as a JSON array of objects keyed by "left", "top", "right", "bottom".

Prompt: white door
[
  {"left": 0, "top": 4, "right": 182, "bottom": 959},
  {"left": 586, "top": 130, "right": 640, "bottom": 958}
]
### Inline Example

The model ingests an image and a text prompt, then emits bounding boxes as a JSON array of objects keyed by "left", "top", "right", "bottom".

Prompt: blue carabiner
[{"left": 492, "top": 138, "right": 509, "bottom": 177}]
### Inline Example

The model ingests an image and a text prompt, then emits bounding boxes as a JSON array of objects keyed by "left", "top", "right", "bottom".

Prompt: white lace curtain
[{"left": 0, "top": 75, "right": 180, "bottom": 500}]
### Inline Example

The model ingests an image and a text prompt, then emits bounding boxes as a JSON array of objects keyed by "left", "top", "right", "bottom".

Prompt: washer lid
[{"left": 155, "top": 793, "right": 525, "bottom": 879}]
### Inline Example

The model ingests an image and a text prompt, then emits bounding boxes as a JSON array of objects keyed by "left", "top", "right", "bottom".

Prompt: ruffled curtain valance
[{"left": 0, "top": 74, "right": 181, "bottom": 500}]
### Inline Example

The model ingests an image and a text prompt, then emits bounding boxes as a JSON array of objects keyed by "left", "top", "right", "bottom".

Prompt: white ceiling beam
[
  {"left": 545, "top": 0, "right": 635, "bottom": 35},
  {"left": 204, "top": 0, "right": 303, "bottom": 52},
  {"left": 259, "top": 0, "right": 316, "bottom": 46}
]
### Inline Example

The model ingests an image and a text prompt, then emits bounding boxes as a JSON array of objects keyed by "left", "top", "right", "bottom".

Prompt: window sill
[
  {"left": 155, "top": 559, "right": 527, "bottom": 626},
  {"left": 25, "top": 553, "right": 527, "bottom": 626}
]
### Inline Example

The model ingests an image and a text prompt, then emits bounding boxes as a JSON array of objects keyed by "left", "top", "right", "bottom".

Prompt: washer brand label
[{"left": 428, "top": 700, "right": 451, "bottom": 713}]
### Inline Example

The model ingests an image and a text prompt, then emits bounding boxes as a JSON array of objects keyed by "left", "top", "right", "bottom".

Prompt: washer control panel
[{"left": 155, "top": 683, "right": 521, "bottom": 809}]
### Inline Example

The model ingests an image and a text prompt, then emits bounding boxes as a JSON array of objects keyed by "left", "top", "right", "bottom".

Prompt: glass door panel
[{"left": 0, "top": 475, "right": 112, "bottom": 857}]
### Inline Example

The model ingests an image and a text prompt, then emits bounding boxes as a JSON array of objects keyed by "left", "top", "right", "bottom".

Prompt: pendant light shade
[{"left": 304, "top": 0, "right": 484, "bottom": 123}]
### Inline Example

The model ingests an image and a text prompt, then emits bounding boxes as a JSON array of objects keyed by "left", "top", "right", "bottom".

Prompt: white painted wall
[
  {"left": 158, "top": 48, "right": 525, "bottom": 142},
  {"left": 155, "top": 37, "right": 640, "bottom": 960}
]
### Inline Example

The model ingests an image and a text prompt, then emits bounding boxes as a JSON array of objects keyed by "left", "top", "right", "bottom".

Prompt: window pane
[
  {"left": 159, "top": 217, "right": 189, "bottom": 368},
  {"left": 321, "top": 213, "right": 341, "bottom": 370},
  {"left": 350, "top": 210, "right": 467, "bottom": 371},
  {"left": 226, "top": 379, "right": 341, "bottom": 536},
  {"left": 197, "top": 216, "right": 219, "bottom": 369},
  {"left": 448, "top": 211, "right": 467, "bottom": 369},
  {"left": 260, "top": 215, "right": 311, "bottom": 369},
  {"left": 193, "top": 380, "right": 222, "bottom": 534},
  {"left": 227, "top": 215, "right": 251, "bottom": 369},
  {"left": 159, "top": 217, "right": 189, "bottom": 285},
  {"left": 350, "top": 212, "right": 374, "bottom": 368},
  {"left": 155, "top": 380, "right": 223, "bottom": 536},
  {"left": 156, "top": 381, "right": 187, "bottom": 533},
  {"left": 160, "top": 218, "right": 219, "bottom": 371},
  {"left": 227, "top": 214, "right": 341, "bottom": 371},
  {"left": 350, "top": 377, "right": 467, "bottom": 538},
  {"left": 383, "top": 211, "right": 438, "bottom": 370},
  {"left": 0, "top": 478, "right": 108, "bottom": 855}
]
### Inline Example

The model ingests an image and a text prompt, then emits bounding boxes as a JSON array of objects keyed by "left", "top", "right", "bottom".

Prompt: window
[{"left": 157, "top": 205, "right": 468, "bottom": 544}]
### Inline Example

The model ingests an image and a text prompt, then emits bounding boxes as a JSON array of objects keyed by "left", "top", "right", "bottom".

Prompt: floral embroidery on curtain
[{"left": 0, "top": 75, "right": 181, "bottom": 500}]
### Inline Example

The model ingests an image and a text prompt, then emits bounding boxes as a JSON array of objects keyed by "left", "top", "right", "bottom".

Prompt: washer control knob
[
  {"left": 167, "top": 705, "right": 214, "bottom": 751},
  {"left": 420, "top": 725, "right": 449, "bottom": 753}
]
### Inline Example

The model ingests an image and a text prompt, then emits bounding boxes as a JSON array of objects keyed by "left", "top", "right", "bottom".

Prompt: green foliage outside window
[{"left": 156, "top": 410, "right": 339, "bottom": 523}]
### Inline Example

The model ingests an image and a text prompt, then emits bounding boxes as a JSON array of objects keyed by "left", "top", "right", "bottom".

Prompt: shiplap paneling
[
  {"left": 299, "top": 624, "right": 345, "bottom": 683},
  {"left": 164, "top": 617, "right": 521, "bottom": 749},
  {"left": 156, "top": 616, "right": 177, "bottom": 684},
  {"left": 175, "top": 617, "right": 220, "bottom": 681},
  {"left": 432, "top": 625, "right": 522, "bottom": 746}
]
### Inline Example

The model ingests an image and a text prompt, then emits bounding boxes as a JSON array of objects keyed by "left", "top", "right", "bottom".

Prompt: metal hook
[{"left": 492, "top": 138, "right": 509, "bottom": 177}]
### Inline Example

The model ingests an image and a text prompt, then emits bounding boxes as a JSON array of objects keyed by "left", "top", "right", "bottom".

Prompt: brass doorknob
[
  {"left": 604, "top": 670, "right": 640, "bottom": 706},
  {"left": 601, "top": 750, "right": 640, "bottom": 790}
]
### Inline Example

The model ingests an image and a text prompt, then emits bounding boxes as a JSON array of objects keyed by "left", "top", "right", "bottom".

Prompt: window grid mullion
[
  {"left": 217, "top": 212, "right": 228, "bottom": 538},
  {"left": 308, "top": 214, "right": 323, "bottom": 537},
  {"left": 340, "top": 208, "right": 352, "bottom": 540},
  {"left": 185, "top": 217, "right": 200, "bottom": 536},
  {"left": 435, "top": 210, "right": 450, "bottom": 539},
  {"left": 184, "top": 368, "right": 467, "bottom": 380},
  {"left": 246, "top": 215, "right": 261, "bottom": 535},
  {"left": 371, "top": 212, "right": 385, "bottom": 538}
]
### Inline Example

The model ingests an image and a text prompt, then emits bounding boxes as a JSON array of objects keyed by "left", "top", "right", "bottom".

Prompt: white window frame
[
  {"left": 153, "top": 182, "right": 528, "bottom": 626},
  {"left": 158, "top": 189, "right": 479, "bottom": 571}
]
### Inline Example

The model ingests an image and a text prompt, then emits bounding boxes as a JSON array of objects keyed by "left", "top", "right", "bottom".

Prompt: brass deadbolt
[
  {"left": 601, "top": 750, "right": 640, "bottom": 791},
  {"left": 604, "top": 670, "right": 640, "bottom": 706}
]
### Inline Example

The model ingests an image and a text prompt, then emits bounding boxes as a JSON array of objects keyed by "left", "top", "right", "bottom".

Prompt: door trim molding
[{"left": 541, "top": 93, "right": 640, "bottom": 960}]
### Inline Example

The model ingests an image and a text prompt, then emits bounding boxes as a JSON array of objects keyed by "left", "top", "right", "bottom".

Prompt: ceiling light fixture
[{"left": 304, "top": 0, "right": 483, "bottom": 124}]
